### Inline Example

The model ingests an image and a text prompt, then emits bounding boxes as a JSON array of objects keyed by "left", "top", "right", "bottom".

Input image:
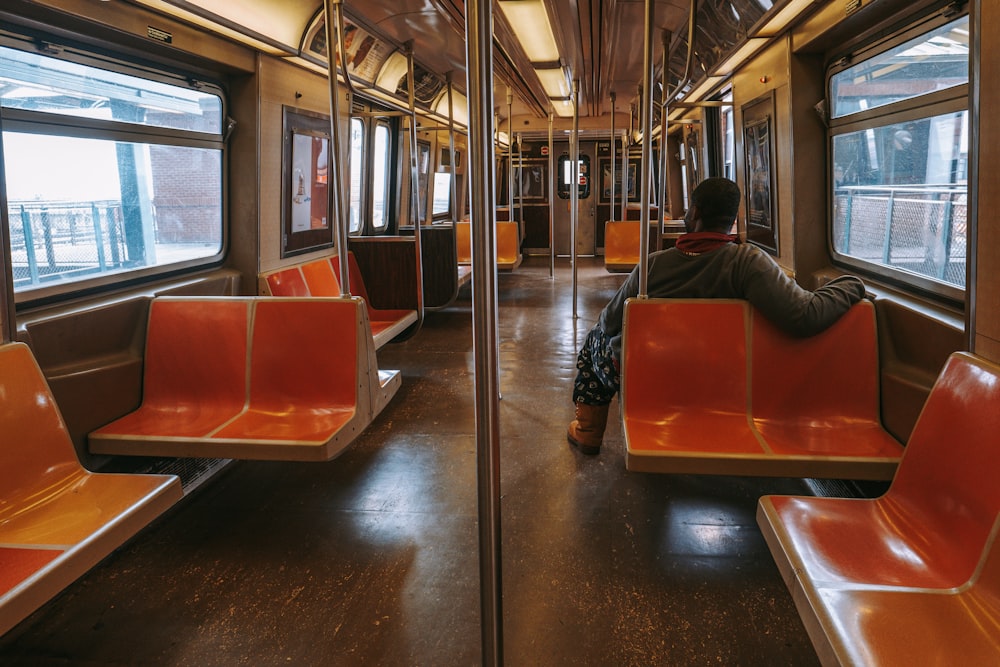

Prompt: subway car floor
[{"left": 0, "top": 256, "right": 826, "bottom": 666}]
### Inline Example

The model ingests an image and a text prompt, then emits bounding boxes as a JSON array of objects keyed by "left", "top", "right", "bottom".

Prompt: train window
[
  {"left": 720, "top": 91, "right": 735, "bottom": 181},
  {"left": 557, "top": 154, "right": 590, "bottom": 199},
  {"left": 0, "top": 41, "right": 225, "bottom": 301},
  {"left": 827, "top": 11, "right": 968, "bottom": 297},
  {"left": 371, "top": 122, "right": 391, "bottom": 232},
  {"left": 830, "top": 17, "right": 968, "bottom": 119},
  {"left": 431, "top": 172, "right": 452, "bottom": 219},
  {"left": 349, "top": 117, "right": 364, "bottom": 233}
]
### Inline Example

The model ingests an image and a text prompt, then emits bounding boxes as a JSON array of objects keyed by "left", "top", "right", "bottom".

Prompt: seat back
[
  {"left": 249, "top": 299, "right": 359, "bottom": 410},
  {"left": 143, "top": 299, "right": 250, "bottom": 410},
  {"left": 0, "top": 343, "right": 80, "bottom": 497},
  {"left": 892, "top": 352, "right": 1000, "bottom": 564},
  {"left": 622, "top": 299, "right": 749, "bottom": 420},
  {"left": 604, "top": 221, "right": 640, "bottom": 267},
  {"left": 496, "top": 221, "right": 520, "bottom": 266},
  {"left": 261, "top": 266, "right": 309, "bottom": 297},
  {"left": 301, "top": 258, "right": 341, "bottom": 297},
  {"left": 456, "top": 221, "right": 472, "bottom": 264},
  {"left": 752, "top": 301, "right": 881, "bottom": 423}
]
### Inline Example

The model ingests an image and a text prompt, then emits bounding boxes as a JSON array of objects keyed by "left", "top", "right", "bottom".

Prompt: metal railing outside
[{"left": 832, "top": 184, "right": 967, "bottom": 287}]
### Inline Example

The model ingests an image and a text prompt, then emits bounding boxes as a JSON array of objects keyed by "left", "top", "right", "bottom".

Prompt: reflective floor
[{"left": 0, "top": 256, "right": 822, "bottom": 665}]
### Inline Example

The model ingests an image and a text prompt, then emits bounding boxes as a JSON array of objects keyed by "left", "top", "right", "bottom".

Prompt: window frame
[
  {"left": 825, "top": 8, "right": 969, "bottom": 301},
  {"left": 0, "top": 30, "right": 227, "bottom": 306}
]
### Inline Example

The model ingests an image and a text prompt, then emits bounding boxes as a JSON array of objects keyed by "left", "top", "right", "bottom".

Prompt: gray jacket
[{"left": 599, "top": 242, "right": 867, "bottom": 361}]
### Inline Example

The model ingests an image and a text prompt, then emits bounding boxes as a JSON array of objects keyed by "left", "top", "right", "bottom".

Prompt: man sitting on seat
[{"left": 568, "top": 177, "right": 867, "bottom": 455}]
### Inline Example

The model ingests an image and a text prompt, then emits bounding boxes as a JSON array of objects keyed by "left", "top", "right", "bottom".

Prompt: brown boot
[{"left": 567, "top": 403, "right": 610, "bottom": 455}]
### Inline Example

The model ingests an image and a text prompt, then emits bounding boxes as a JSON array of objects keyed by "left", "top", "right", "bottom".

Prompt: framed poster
[
  {"left": 416, "top": 139, "right": 431, "bottom": 221},
  {"left": 514, "top": 161, "right": 547, "bottom": 201},
  {"left": 742, "top": 93, "right": 778, "bottom": 253},
  {"left": 281, "top": 106, "right": 334, "bottom": 257},
  {"left": 599, "top": 159, "right": 638, "bottom": 204}
]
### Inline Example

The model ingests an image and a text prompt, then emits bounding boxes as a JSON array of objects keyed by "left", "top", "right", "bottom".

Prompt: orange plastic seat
[
  {"left": 91, "top": 299, "right": 249, "bottom": 441},
  {"left": 90, "top": 297, "right": 398, "bottom": 461},
  {"left": 495, "top": 220, "right": 521, "bottom": 271},
  {"left": 263, "top": 266, "right": 309, "bottom": 297},
  {"left": 0, "top": 342, "right": 181, "bottom": 636},
  {"left": 300, "top": 258, "right": 342, "bottom": 296},
  {"left": 758, "top": 352, "right": 1000, "bottom": 665},
  {"left": 800, "top": 523, "right": 1000, "bottom": 666},
  {"left": 211, "top": 299, "right": 367, "bottom": 461},
  {"left": 759, "top": 352, "right": 1000, "bottom": 589},
  {"left": 456, "top": 220, "right": 472, "bottom": 265},
  {"left": 751, "top": 300, "right": 903, "bottom": 479},
  {"left": 331, "top": 252, "right": 417, "bottom": 347},
  {"left": 623, "top": 299, "right": 900, "bottom": 478},
  {"left": 604, "top": 220, "right": 641, "bottom": 272},
  {"left": 623, "top": 299, "right": 763, "bottom": 474}
]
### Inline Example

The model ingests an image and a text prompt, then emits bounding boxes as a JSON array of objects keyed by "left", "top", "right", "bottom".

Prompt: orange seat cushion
[
  {"left": 212, "top": 299, "right": 358, "bottom": 443},
  {"left": 623, "top": 300, "right": 761, "bottom": 456}
]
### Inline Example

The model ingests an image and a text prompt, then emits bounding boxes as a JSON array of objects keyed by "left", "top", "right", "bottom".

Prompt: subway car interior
[{"left": 0, "top": 0, "right": 996, "bottom": 664}]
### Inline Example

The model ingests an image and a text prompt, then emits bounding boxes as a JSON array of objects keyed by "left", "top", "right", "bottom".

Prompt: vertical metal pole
[
  {"left": 548, "top": 112, "right": 554, "bottom": 278},
  {"left": 516, "top": 133, "right": 523, "bottom": 232},
  {"left": 637, "top": 0, "right": 655, "bottom": 298},
  {"left": 464, "top": 0, "right": 503, "bottom": 664},
  {"left": 610, "top": 92, "right": 617, "bottom": 221},
  {"left": 0, "top": 130, "right": 15, "bottom": 344},
  {"left": 658, "top": 30, "right": 671, "bottom": 238},
  {"left": 620, "top": 132, "right": 629, "bottom": 221},
  {"left": 324, "top": 0, "right": 351, "bottom": 295},
  {"left": 405, "top": 43, "right": 426, "bottom": 315},
  {"left": 507, "top": 88, "right": 514, "bottom": 224},
  {"left": 571, "top": 78, "right": 580, "bottom": 320},
  {"left": 447, "top": 74, "right": 458, "bottom": 222}
]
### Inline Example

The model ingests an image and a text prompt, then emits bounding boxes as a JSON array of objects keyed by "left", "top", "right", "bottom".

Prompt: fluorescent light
[
  {"left": 714, "top": 38, "right": 768, "bottom": 76},
  {"left": 552, "top": 98, "right": 575, "bottom": 118},
  {"left": 679, "top": 76, "right": 725, "bottom": 104},
  {"left": 535, "top": 67, "right": 570, "bottom": 98},
  {"left": 498, "top": 0, "right": 559, "bottom": 63},
  {"left": 755, "top": 0, "right": 818, "bottom": 38}
]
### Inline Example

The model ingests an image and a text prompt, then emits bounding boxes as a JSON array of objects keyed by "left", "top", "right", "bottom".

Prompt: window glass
[
  {"left": 830, "top": 16, "right": 968, "bottom": 119},
  {"left": 349, "top": 117, "right": 364, "bottom": 233},
  {"left": 5, "top": 132, "right": 222, "bottom": 290},
  {"left": 371, "top": 123, "right": 390, "bottom": 231},
  {"left": 720, "top": 91, "right": 734, "bottom": 180},
  {"left": 1, "top": 41, "right": 225, "bottom": 299},
  {"left": 0, "top": 45, "right": 222, "bottom": 133},
  {"left": 432, "top": 172, "right": 451, "bottom": 217},
  {"left": 828, "top": 12, "right": 968, "bottom": 296},
  {"left": 831, "top": 110, "right": 967, "bottom": 288}
]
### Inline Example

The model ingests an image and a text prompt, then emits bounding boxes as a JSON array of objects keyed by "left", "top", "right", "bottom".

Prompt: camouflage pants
[{"left": 572, "top": 325, "right": 620, "bottom": 406}]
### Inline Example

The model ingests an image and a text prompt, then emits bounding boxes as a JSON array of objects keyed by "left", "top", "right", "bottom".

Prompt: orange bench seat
[
  {"left": 604, "top": 220, "right": 657, "bottom": 272},
  {"left": 456, "top": 220, "right": 521, "bottom": 271},
  {"left": 757, "top": 352, "right": 1000, "bottom": 665},
  {"left": 0, "top": 342, "right": 182, "bottom": 637},
  {"left": 623, "top": 299, "right": 902, "bottom": 478},
  {"left": 90, "top": 297, "right": 397, "bottom": 461},
  {"left": 259, "top": 254, "right": 417, "bottom": 349}
]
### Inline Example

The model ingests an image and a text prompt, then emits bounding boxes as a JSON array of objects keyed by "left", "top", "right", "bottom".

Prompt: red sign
[{"left": 540, "top": 146, "right": 549, "bottom": 156}]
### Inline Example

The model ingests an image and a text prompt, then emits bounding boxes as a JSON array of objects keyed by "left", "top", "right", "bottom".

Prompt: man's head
[{"left": 684, "top": 177, "right": 741, "bottom": 233}]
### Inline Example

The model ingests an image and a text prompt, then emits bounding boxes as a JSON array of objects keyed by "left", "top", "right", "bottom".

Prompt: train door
[{"left": 553, "top": 141, "right": 596, "bottom": 256}]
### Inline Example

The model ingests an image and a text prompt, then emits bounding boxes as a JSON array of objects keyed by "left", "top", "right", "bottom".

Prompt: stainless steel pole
[
  {"left": 447, "top": 73, "right": 458, "bottom": 223},
  {"left": 548, "top": 112, "right": 554, "bottom": 278},
  {"left": 324, "top": 0, "right": 351, "bottom": 295},
  {"left": 405, "top": 42, "right": 425, "bottom": 313},
  {"left": 463, "top": 0, "right": 503, "bottom": 664},
  {"left": 658, "top": 30, "right": 671, "bottom": 237},
  {"left": 571, "top": 78, "right": 579, "bottom": 320},
  {"left": 638, "top": 0, "right": 655, "bottom": 298},
  {"left": 610, "top": 91, "right": 617, "bottom": 222}
]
